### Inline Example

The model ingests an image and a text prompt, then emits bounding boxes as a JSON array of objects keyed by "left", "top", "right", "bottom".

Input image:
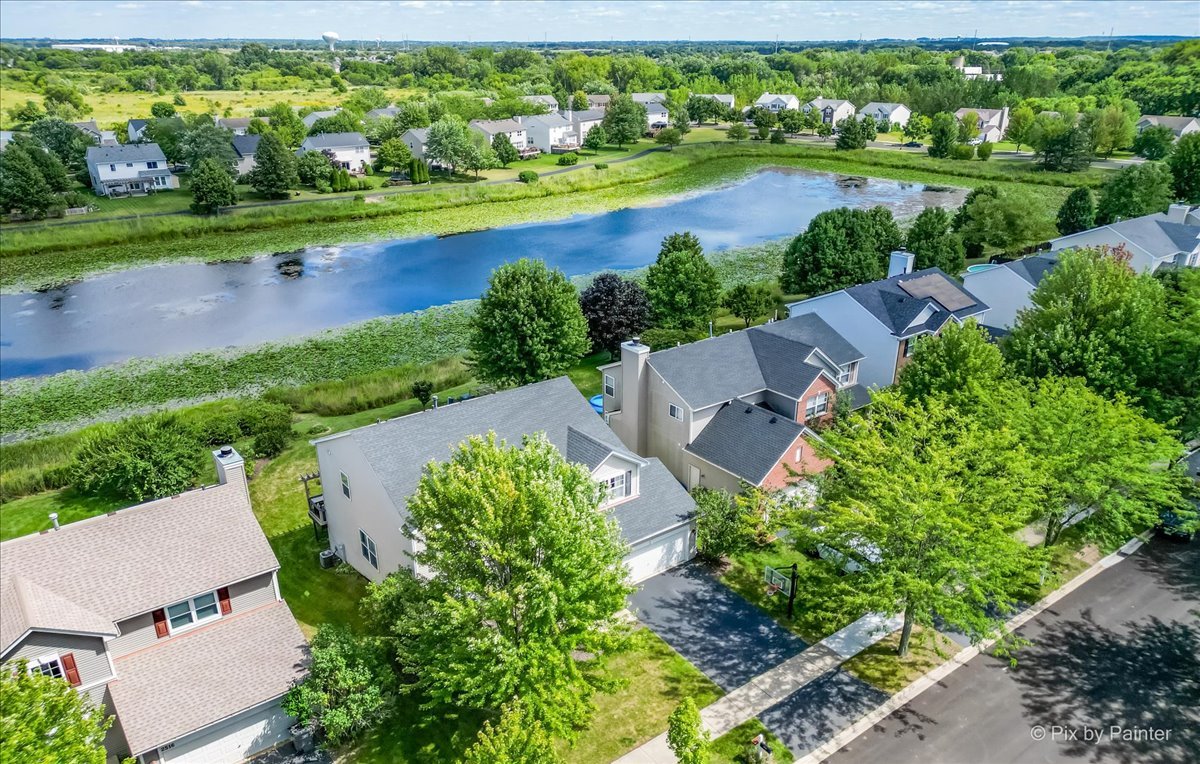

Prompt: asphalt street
[{"left": 826, "top": 535, "right": 1200, "bottom": 764}]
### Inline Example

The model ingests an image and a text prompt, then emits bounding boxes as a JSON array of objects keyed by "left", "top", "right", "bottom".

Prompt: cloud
[{"left": 115, "top": 2, "right": 144, "bottom": 8}]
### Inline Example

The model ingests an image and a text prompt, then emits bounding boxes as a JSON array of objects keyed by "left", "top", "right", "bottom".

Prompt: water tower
[{"left": 322, "top": 31, "right": 340, "bottom": 52}]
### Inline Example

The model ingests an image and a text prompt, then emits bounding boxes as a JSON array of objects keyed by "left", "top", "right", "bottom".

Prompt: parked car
[
  {"left": 902, "top": 141, "right": 923, "bottom": 148},
  {"left": 809, "top": 527, "right": 882, "bottom": 574}
]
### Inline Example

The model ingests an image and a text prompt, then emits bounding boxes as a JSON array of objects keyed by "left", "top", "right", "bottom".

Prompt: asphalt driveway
[
  {"left": 629, "top": 562, "right": 807, "bottom": 690},
  {"left": 758, "top": 667, "right": 889, "bottom": 759}
]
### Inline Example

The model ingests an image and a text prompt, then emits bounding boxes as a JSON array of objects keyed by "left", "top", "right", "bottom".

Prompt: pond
[{"left": 0, "top": 169, "right": 965, "bottom": 379}]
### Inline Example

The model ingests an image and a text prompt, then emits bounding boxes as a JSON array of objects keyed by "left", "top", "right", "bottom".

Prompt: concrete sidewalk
[{"left": 614, "top": 611, "right": 901, "bottom": 763}]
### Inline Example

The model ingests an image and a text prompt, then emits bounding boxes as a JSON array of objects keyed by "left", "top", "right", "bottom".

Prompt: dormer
[
  {"left": 904, "top": 302, "right": 939, "bottom": 333},
  {"left": 566, "top": 426, "right": 647, "bottom": 507}
]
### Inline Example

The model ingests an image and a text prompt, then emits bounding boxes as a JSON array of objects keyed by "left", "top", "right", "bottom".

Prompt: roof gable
[
  {"left": 301, "top": 132, "right": 367, "bottom": 150},
  {"left": 685, "top": 401, "right": 808, "bottom": 485},
  {"left": 844, "top": 267, "right": 987, "bottom": 336}
]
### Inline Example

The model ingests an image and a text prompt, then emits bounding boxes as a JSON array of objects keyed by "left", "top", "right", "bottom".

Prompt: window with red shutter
[
  {"left": 60, "top": 653, "right": 81, "bottom": 686},
  {"left": 217, "top": 587, "right": 232, "bottom": 615},
  {"left": 152, "top": 608, "right": 168, "bottom": 638}
]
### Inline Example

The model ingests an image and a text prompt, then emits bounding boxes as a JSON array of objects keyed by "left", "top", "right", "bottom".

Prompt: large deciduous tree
[
  {"left": 366, "top": 433, "right": 632, "bottom": 738},
  {"left": 1084, "top": 105, "right": 1135, "bottom": 158},
  {"left": 376, "top": 137, "right": 413, "bottom": 173},
  {"left": 1009, "top": 377, "right": 1188, "bottom": 547},
  {"left": 602, "top": 95, "right": 647, "bottom": 148},
  {"left": 1095, "top": 162, "right": 1174, "bottom": 225},
  {"left": 246, "top": 132, "right": 297, "bottom": 197},
  {"left": 722, "top": 281, "right": 776, "bottom": 327},
  {"left": 1131, "top": 124, "right": 1175, "bottom": 161},
  {"left": 180, "top": 122, "right": 237, "bottom": 173},
  {"left": 781, "top": 206, "right": 900, "bottom": 295},
  {"left": 904, "top": 206, "right": 965, "bottom": 274},
  {"left": 71, "top": 414, "right": 198, "bottom": 501},
  {"left": 0, "top": 143, "right": 54, "bottom": 218},
  {"left": 927, "top": 112, "right": 958, "bottom": 158},
  {"left": 1004, "top": 105, "right": 1035, "bottom": 152},
  {"left": 578, "top": 273, "right": 650, "bottom": 354},
  {"left": 462, "top": 701, "right": 563, "bottom": 764},
  {"left": 282, "top": 625, "right": 389, "bottom": 747},
  {"left": 1168, "top": 132, "right": 1200, "bottom": 203},
  {"left": 803, "top": 391, "right": 1041, "bottom": 656},
  {"left": 1, "top": 660, "right": 113, "bottom": 764},
  {"left": 189, "top": 157, "right": 238, "bottom": 214},
  {"left": 469, "top": 259, "right": 589, "bottom": 385},
  {"left": 645, "top": 231, "right": 721, "bottom": 332},
  {"left": 954, "top": 186, "right": 1055, "bottom": 256},
  {"left": 491, "top": 132, "right": 519, "bottom": 167},
  {"left": 1055, "top": 187, "right": 1096, "bottom": 235},
  {"left": 425, "top": 116, "right": 471, "bottom": 175},
  {"left": 896, "top": 319, "right": 1004, "bottom": 414}
]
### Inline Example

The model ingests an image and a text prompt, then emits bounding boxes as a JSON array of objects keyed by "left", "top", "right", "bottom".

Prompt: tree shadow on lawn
[{"left": 1010, "top": 610, "right": 1200, "bottom": 763}]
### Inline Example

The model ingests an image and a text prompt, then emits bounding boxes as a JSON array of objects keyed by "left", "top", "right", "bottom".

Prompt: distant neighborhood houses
[
  {"left": 232, "top": 134, "right": 261, "bottom": 176},
  {"left": 803, "top": 98, "right": 855, "bottom": 125},
  {"left": 952, "top": 55, "right": 1003, "bottom": 81},
  {"left": 1136, "top": 114, "right": 1200, "bottom": 140},
  {"left": 755, "top": 92, "right": 801, "bottom": 113},
  {"left": 954, "top": 106, "right": 1010, "bottom": 143},
  {"left": 857, "top": 102, "right": 912, "bottom": 128}
]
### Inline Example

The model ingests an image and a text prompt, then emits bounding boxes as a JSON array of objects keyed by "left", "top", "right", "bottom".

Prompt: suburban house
[
  {"left": 954, "top": 107, "right": 1010, "bottom": 143},
  {"left": 1135, "top": 115, "right": 1200, "bottom": 140},
  {"left": 365, "top": 106, "right": 401, "bottom": 121},
  {"left": 0, "top": 130, "right": 12, "bottom": 151},
  {"left": 516, "top": 112, "right": 575, "bottom": 151},
  {"left": 231, "top": 134, "right": 261, "bottom": 176},
  {"left": 756, "top": 93, "right": 801, "bottom": 113},
  {"left": 0, "top": 448, "right": 308, "bottom": 764},
  {"left": 1049, "top": 204, "right": 1200, "bottom": 272},
  {"left": 857, "top": 102, "right": 911, "bottom": 129},
  {"left": 586, "top": 93, "right": 612, "bottom": 110},
  {"left": 962, "top": 253, "right": 1060, "bottom": 330},
  {"left": 803, "top": 98, "right": 855, "bottom": 125},
  {"left": 952, "top": 55, "right": 1003, "bottom": 81},
  {"left": 312, "top": 376, "right": 697, "bottom": 585},
  {"left": 695, "top": 93, "right": 735, "bottom": 112},
  {"left": 216, "top": 116, "right": 267, "bottom": 136},
  {"left": 644, "top": 100, "right": 671, "bottom": 130},
  {"left": 601, "top": 313, "right": 869, "bottom": 496},
  {"left": 468, "top": 118, "right": 529, "bottom": 150},
  {"left": 126, "top": 118, "right": 149, "bottom": 143},
  {"left": 401, "top": 127, "right": 429, "bottom": 160},
  {"left": 632, "top": 92, "right": 667, "bottom": 105},
  {"left": 85, "top": 143, "right": 178, "bottom": 197},
  {"left": 73, "top": 120, "right": 118, "bottom": 145},
  {"left": 297, "top": 132, "right": 370, "bottom": 173},
  {"left": 301, "top": 109, "right": 339, "bottom": 129},
  {"left": 565, "top": 108, "right": 606, "bottom": 144},
  {"left": 786, "top": 253, "right": 989, "bottom": 389},
  {"left": 522, "top": 94, "right": 559, "bottom": 111}
]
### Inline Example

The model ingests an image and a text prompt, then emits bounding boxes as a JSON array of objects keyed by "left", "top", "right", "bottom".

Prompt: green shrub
[
  {"left": 71, "top": 414, "right": 199, "bottom": 502},
  {"left": 239, "top": 401, "right": 293, "bottom": 458},
  {"left": 976, "top": 142, "right": 993, "bottom": 161},
  {"left": 191, "top": 410, "right": 242, "bottom": 446},
  {"left": 556, "top": 152, "right": 579, "bottom": 166},
  {"left": 353, "top": 193, "right": 365, "bottom": 203},
  {"left": 594, "top": 163, "right": 608, "bottom": 170},
  {"left": 640, "top": 327, "right": 705, "bottom": 350},
  {"left": 362, "top": 165, "right": 373, "bottom": 176},
  {"left": 518, "top": 170, "right": 539, "bottom": 183},
  {"left": 951, "top": 144, "right": 976, "bottom": 160}
]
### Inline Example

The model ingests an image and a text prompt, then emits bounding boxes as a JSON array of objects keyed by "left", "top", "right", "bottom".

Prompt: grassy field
[{"left": 1, "top": 139, "right": 1087, "bottom": 293}]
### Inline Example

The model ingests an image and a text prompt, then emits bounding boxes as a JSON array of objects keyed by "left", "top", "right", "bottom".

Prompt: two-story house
[
  {"left": 216, "top": 116, "right": 267, "bottom": 136},
  {"left": 857, "top": 102, "right": 911, "bottom": 129},
  {"left": 401, "top": 127, "right": 430, "bottom": 160},
  {"left": 1136, "top": 115, "right": 1200, "bottom": 141},
  {"left": 515, "top": 113, "right": 574, "bottom": 151},
  {"left": 954, "top": 107, "right": 1009, "bottom": 143},
  {"left": 85, "top": 144, "right": 178, "bottom": 197},
  {"left": 313, "top": 376, "right": 696, "bottom": 585},
  {"left": 755, "top": 93, "right": 801, "bottom": 113},
  {"left": 523, "top": 94, "right": 560, "bottom": 111},
  {"left": 787, "top": 253, "right": 989, "bottom": 389},
  {"left": 565, "top": 108, "right": 606, "bottom": 144},
  {"left": 585, "top": 94, "right": 612, "bottom": 110},
  {"left": 468, "top": 119, "right": 529, "bottom": 150},
  {"left": 297, "top": 132, "right": 370, "bottom": 173},
  {"left": 231, "top": 134, "right": 261, "bottom": 177},
  {"left": 601, "top": 313, "right": 870, "bottom": 496},
  {"left": 803, "top": 98, "right": 855, "bottom": 125},
  {"left": 0, "top": 448, "right": 308, "bottom": 764}
]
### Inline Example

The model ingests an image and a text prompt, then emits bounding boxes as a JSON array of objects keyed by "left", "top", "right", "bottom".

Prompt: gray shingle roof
[
  {"left": 301, "top": 109, "right": 339, "bottom": 127},
  {"left": 841, "top": 383, "right": 872, "bottom": 410},
  {"left": 647, "top": 313, "right": 858, "bottom": 409},
  {"left": 1138, "top": 115, "right": 1199, "bottom": 136},
  {"left": 844, "top": 267, "right": 987, "bottom": 337},
  {"left": 128, "top": 118, "right": 148, "bottom": 131},
  {"left": 1111, "top": 216, "right": 1200, "bottom": 256},
  {"left": 566, "top": 425, "right": 615, "bottom": 470},
  {"left": 231, "top": 134, "right": 261, "bottom": 158},
  {"left": 610, "top": 458, "right": 694, "bottom": 544},
  {"left": 0, "top": 478, "right": 279, "bottom": 654},
  {"left": 366, "top": 107, "right": 400, "bottom": 120},
  {"left": 566, "top": 108, "right": 606, "bottom": 124},
  {"left": 519, "top": 112, "right": 572, "bottom": 129},
  {"left": 470, "top": 118, "right": 524, "bottom": 135},
  {"left": 301, "top": 131, "right": 368, "bottom": 150},
  {"left": 404, "top": 127, "right": 430, "bottom": 144},
  {"left": 1004, "top": 253, "right": 1060, "bottom": 286},
  {"left": 108, "top": 601, "right": 307, "bottom": 755},
  {"left": 217, "top": 117, "right": 266, "bottom": 130},
  {"left": 318, "top": 376, "right": 691, "bottom": 545},
  {"left": 686, "top": 401, "right": 807, "bottom": 486},
  {"left": 85, "top": 142, "right": 168, "bottom": 166}
]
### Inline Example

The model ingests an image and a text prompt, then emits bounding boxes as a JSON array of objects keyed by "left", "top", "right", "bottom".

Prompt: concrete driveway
[{"left": 629, "top": 562, "right": 807, "bottom": 691}]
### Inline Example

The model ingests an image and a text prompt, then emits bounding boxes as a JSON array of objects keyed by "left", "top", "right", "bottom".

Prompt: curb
[{"left": 794, "top": 534, "right": 1148, "bottom": 764}]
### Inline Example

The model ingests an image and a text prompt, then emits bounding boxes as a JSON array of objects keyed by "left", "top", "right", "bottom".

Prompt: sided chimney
[
  {"left": 212, "top": 446, "right": 248, "bottom": 499},
  {"left": 888, "top": 249, "right": 915, "bottom": 278},
  {"left": 1165, "top": 203, "right": 1191, "bottom": 224}
]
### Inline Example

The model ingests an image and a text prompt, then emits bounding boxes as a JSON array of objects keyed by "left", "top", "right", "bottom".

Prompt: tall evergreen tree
[
  {"left": 927, "top": 112, "right": 958, "bottom": 158},
  {"left": 904, "top": 206, "right": 965, "bottom": 273},
  {"left": 0, "top": 144, "right": 54, "bottom": 218},
  {"left": 246, "top": 132, "right": 297, "bottom": 198},
  {"left": 189, "top": 157, "right": 238, "bottom": 214},
  {"left": 491, "top": 132, "right": 519, "bottom": 167},
  {"left": 1056, "top": 187, "right": 1096, "bottom": 235}
]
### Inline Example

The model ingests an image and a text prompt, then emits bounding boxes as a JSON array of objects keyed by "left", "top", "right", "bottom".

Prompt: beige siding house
[{"left": 0, "top": 448, "right": 308, "bottom": 764}]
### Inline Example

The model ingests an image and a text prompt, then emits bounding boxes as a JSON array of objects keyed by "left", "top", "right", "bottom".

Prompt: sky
[{"left": 0, "top": 0, "right": 1196, "bottom": 42}]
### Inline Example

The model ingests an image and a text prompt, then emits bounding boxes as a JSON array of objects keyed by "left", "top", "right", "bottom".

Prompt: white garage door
[
  {"left": 625, "top": 525, "right": 695, "bottom": 583},
  {"left": 159, "top": 700, "right": 292, "bottom": 764}
]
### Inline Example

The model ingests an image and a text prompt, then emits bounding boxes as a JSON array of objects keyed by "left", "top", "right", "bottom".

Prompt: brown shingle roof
[
  {"left": 108, "top": 602, "right": 308, "bottom": 755},
  {"left": 0, "top": 480, "right": 279, "bottom": 654}
]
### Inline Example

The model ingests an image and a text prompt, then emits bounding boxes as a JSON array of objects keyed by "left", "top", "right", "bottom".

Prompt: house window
[
  {"left": 600, "top": 471, "right": 632, "bottom": 505},
  {"left": 29, "top": 655, "right": 63, "bottom": 680},
  {"left": 359, "top": 529, "right": 378, "bottom": 569},
  {"left": 603, "top": 374, "right": 615, "bottom": 397},
  {"left": 903, "top": 337, "right": 920, "bottom": 358},
  {"left": 668, "top": 403, "right": 682, "bottom": 420},
  {"left": 126, "top": 162, "right": 133, "bottom": 167},
  {"left": 109, "top": 164, "right": 116, "bottom": 171},
  {"left": 341, "top": 471, "right": 351, "bottom": 499},
  {"left": 836, "top": 362, "right": 858, "bottom": 387},
  {"left": 805, "top": 392, "right": 829, "bottom": 419},
  {"left": 146, "top": 161, "right": 158, "bottom": 169},
  {"left": 166, "top": 591, "right": 221, "bottom": 632},
  {"left": 795, "top": 447, "right": 804, "bottom": 462}
]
